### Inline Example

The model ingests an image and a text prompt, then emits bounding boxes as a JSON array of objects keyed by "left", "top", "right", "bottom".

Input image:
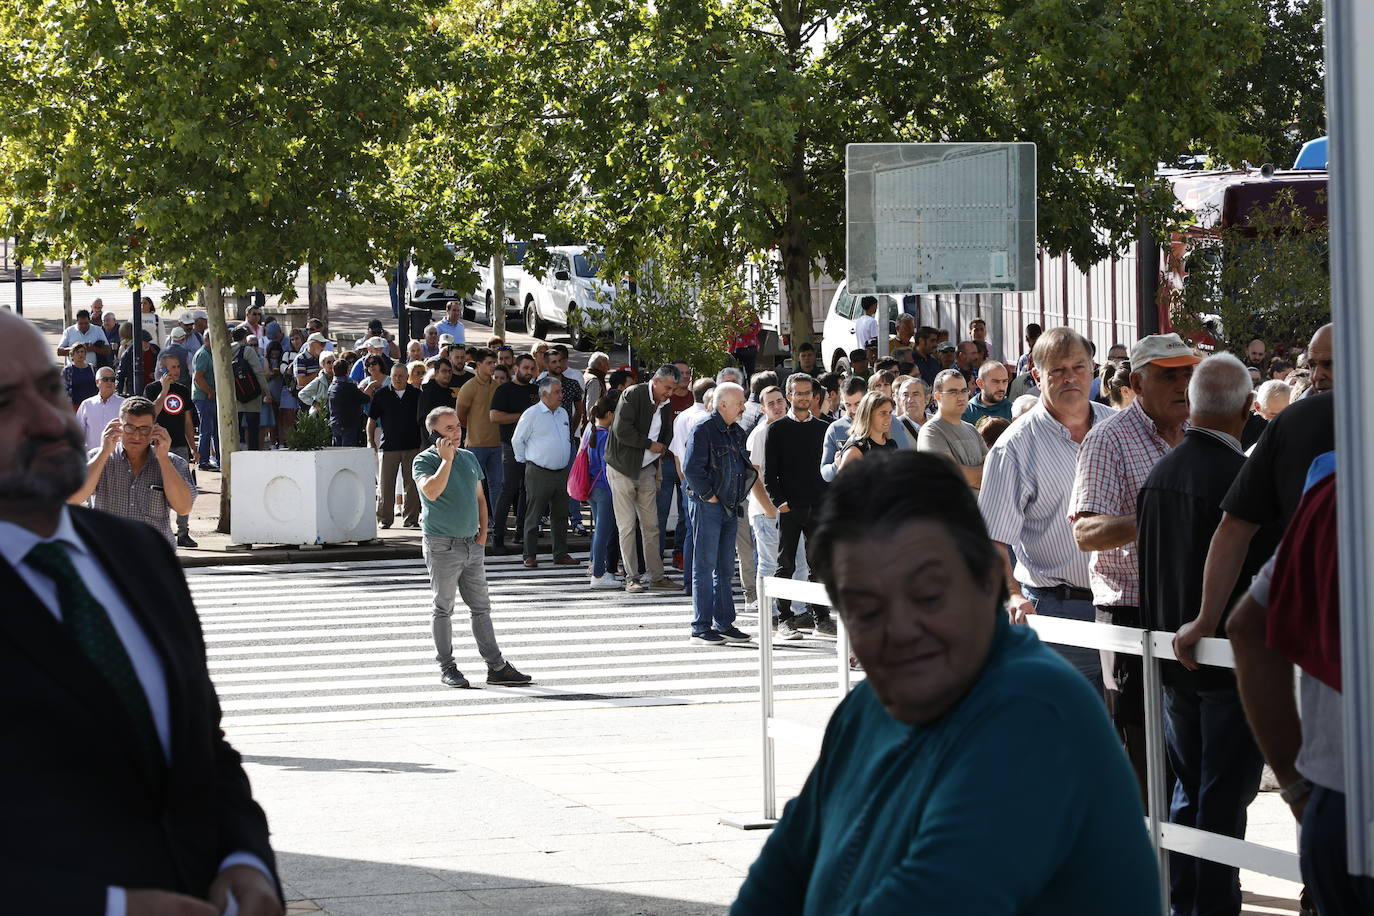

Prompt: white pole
[{"left": 1327, "top": 0, "right": 1374, "bottom": 877}]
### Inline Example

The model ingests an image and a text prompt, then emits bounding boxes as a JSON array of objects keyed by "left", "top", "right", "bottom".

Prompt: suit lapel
[
  {"left": 0, "top": 556, "right": 163, "bottom": 795},
  {"left": 71, "top": 510, "right": 189, "bottom": 785}
]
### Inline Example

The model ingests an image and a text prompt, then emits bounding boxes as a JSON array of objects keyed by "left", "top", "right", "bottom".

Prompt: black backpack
[{"left": 232, "top": 345, "right": 263, "bottom": 404}]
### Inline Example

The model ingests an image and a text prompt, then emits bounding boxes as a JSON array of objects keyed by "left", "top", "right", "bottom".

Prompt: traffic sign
[{"left": 846, "top": 143, "right": 1037, "bottom": 295}]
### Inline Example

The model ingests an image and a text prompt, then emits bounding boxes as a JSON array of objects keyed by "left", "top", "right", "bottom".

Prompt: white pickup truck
[{"left": 519, "top": 245, "right": 616, "bottom": 349}]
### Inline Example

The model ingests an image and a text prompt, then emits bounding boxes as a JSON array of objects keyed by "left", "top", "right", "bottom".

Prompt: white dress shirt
[
  {"left": 512, "top": 400, "right": 571, "bottom": 469},
  {"left": 642, "top": 395, "right": 667, "bottom": 467},
  {"left": 0, "top": 507, "right": 272, "bottom": 915},
  {"left": 76, "top": 393, "right": 125, "bottom": 450}
]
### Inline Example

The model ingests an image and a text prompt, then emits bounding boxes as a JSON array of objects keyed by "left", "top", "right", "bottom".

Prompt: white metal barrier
[{"left": 730, "top": 575, "right": 1303, "bottom": 913}]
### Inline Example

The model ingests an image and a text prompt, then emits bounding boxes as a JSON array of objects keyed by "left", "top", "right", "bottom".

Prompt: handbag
[{"left": 567, "top": 428, "right": 601, "bottom": 501}]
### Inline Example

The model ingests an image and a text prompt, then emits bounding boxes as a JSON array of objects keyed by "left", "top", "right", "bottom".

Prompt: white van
[{"left": 819, "top": 282, "right": 906, "bottom": 372}]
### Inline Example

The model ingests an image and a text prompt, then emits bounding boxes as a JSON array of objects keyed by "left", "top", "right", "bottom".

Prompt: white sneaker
[{"left": 589, "top": 573, "right": 621, "bottom": 590}]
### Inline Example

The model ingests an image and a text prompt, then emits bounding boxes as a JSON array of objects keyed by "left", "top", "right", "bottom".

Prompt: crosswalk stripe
[{"left": 193, "top": 557, "right": 842, "bottom": 726}]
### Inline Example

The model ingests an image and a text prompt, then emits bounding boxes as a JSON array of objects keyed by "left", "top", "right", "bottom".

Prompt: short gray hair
[
  {"left": 425, "top": 406, "right": 458, "bottom": 433},
  {"left": 714, "top": 381, "right": 745, "bottom": 406},
  {"left": 537, "top": 375, "right": 563, "bottom": 393},
  {"left": 1189, "top": 352, "right": 1252, "bottom": 417},
  {"left": 1256, "top": 378, "right": 1292, "bottom": 410},
  {"left": 653, "top": 364, "right": 682, "bottom": 383},
  {"left": 1011, "top": 394, "right": 1039, "bottom": 419},
  {"left": 715, "top": 366, "right": 745, "bottom": 386}
]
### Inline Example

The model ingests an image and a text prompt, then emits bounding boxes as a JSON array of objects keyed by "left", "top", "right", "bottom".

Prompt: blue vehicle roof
[{"left": 1294, "top": 137, "right": 1327, "bottom": 170}]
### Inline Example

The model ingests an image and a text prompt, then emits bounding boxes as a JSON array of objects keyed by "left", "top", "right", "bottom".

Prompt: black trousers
[
  {"left": 1098, "top": 603, "right": 1149, "bottom": 803},
  {"left": 775, "top": 504, "right": 824, "bottom": 619},
  {"left": 493, "top": 442, "right": 527, "bottom": 547}
]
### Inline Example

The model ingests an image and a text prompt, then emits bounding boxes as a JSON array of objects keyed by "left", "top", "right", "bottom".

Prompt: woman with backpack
[{"left": 230, "top": 325, "right": 271, "bottom": 450}]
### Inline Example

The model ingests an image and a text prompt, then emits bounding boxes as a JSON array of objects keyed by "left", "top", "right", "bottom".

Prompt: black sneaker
[
  {"left": 176, "top": 533, "right": 199, "bottom": 548},
  {"left": 790, "top": 611, "right": 816, "bottom": 631},
  {"left": 717, "top": 626, "right": 753, "bottom": 644},
  {"left": 440, "top": 666, "right": 470, "bottom": 688},
  {"left": 814, "top": 615, "right": 838, "bottom": 637},
  {"left": 487, "top": 663, "right": 533, "bottom": 686}
]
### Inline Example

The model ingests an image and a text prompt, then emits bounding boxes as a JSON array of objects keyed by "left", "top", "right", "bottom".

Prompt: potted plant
[{"left": 229, "top": 410, "right": 378, "bottom": 547}]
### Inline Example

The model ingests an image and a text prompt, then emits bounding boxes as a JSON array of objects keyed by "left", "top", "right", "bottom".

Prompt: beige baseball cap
[{"left": 1129, "top": 333, "right": 1203, "bottom": 369}]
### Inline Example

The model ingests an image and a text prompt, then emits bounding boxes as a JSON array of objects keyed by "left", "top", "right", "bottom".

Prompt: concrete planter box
[{"left": 230, "top": 447, "right": 377, "bottom": 547}]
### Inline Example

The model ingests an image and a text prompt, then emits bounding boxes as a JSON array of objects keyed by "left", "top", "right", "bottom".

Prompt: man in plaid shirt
[{"left": 1070, "top": 333, "right": 1199, "bottom": 797}]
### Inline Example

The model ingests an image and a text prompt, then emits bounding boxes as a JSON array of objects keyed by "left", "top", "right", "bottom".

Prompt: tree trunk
[
  {"left": 491, "top": 251, "right": 506, "bottom": 339},
  {"left": 204, "top": 283, "right": 242, "bottom": 534},
  {"left": 61, "top": 260, "right": 73, "bottom": 326},
  {"left": 307, "top": 264, "right": 329, "bottom": 327},
  {"left": 780, "top": 231, "right": 814, "bottom": 354}
]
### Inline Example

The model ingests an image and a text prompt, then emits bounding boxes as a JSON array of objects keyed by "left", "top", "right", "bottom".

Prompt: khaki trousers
[
  {"left": 378, "top": 447, "right": 421, "bottom": 525},
  {"left": 608, "top": 461, "right": 663, "bottom": 582}
]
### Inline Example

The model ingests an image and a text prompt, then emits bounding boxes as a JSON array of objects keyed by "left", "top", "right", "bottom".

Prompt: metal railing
[{"left": 729, "top": 574, "right": 1302, "bottom": 913}]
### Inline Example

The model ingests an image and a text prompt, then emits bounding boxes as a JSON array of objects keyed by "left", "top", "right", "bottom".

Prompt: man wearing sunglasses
[{"left": 69, "top": 395, "right": 196, "bottom": 548}]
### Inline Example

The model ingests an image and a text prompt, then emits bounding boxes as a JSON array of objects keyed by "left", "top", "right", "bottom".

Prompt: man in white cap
[
  {"left": 294, "top": 331, "right": 331, "bottom": 393},
  {"left": 1070, "top": 332, "right": 1201, "bottom": 797},
  {"left": 190, "top": 308, "right": 209, "bottom": 351},
  {"left": 166, "top": 311, "right": 194, "bottom": 349},
  {"left": 349, "top": 335, "right": 394, "bottom": 383}
]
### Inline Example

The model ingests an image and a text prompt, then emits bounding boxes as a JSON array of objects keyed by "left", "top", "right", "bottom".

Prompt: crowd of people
[{"left": 42, "top": 293, "right": 1362, "bottom": 913}]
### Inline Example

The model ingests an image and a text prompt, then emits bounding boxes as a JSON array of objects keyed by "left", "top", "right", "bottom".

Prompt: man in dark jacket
[
  {"left": 607, "top": 364, "right": 681, "bottom": 594},
  {"left": 415, "top": 358, "right": 457, "bottom": 424},
  {"left": 369, "top": 361, "right": 424, "bottom": 528},
  {"left": 683, "top": 382, "right": 757, "bottom": 645},
  {"left": 1137, "top": 353, "right": 1276, "bottom": 916},
  {"left": 0, "top": 312, "right": 282, "bottom": 915}
]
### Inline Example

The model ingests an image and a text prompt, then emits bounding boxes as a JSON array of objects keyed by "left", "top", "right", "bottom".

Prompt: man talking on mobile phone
[
  {"left": 69, "top": 395, "right": 196, "bottom": 548},
  {"left": 414, "top": 407, "right": 533, "bottom": 690}
]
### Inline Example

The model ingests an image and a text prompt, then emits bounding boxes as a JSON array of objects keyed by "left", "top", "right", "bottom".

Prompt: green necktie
[{"left": 25, "top": 540, "right": 164, "bottom": 770}]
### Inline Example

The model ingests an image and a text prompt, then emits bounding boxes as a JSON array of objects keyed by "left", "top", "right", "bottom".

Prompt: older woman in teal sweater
[{"left": 732, "top": 451, "right": 1160, "bottom": 915}]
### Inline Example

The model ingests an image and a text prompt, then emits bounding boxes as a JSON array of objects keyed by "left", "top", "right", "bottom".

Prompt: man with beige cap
[{"left": 1069, "top": 332, "right": 1201, "bottom": 797}]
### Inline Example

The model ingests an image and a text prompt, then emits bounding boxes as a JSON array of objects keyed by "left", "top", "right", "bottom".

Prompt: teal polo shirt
[
  {"left": 413, "top": 446, "right": 484, "bottom": 538},
  {"left": 962, "top": 394, "right": 1013, "bottom": 425}
]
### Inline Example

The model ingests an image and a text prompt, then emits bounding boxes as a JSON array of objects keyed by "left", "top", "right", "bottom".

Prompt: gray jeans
[
  {"left": 170, "top": 445, "right": 192, "bottom": 536},
  {"left": 422, "top": 535, "right": 505, "bottom": 671}
]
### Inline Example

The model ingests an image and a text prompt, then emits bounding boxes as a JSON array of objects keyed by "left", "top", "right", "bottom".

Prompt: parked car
[
  {"left": 470, "top": 240, "right": 531, "bottom": 327},
  {"left": 406, "top": 249, "right": 464, "bottom": 312},
  {"left": 520, "top": 245, "right": 616, "bottom": 349}
]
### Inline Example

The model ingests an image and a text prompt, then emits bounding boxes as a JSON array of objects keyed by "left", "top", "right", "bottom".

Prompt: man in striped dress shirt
[
  {"left": 1070, "top": 333, "right": 1200, "bottom": 797},
  {"left": 979, "top": 328, "right": 1113, "bottom": 695}
]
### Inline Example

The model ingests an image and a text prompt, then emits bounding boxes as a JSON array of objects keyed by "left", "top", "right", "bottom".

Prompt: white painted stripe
[
  {"left": 206, "top": 640, "right": 832, "bottom": 671},
  {"left": 222, "top": 688, "right": 846, "bottom": 728},
  {"left": 209, "top": 654, "right": 833, "bottom": 684},
  {"left": 213, "top": 659, "right": 848, "bottom": 695},
  {"left": 196, "top": 603, "right": 705, "bottom": 628},
  {"left": 219, "top": 672, "right": 840, "bottom": 712}
]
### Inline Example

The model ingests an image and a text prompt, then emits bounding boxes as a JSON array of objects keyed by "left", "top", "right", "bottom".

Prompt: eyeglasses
[{"left": 121, "top": 424, "right": 155, "bottom": 436}]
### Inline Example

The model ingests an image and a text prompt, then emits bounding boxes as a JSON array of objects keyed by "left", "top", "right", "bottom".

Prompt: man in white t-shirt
[
  {"left": 57, "top": 310, "right": 111, "bottom": 366},
  {"left": 746, "top": 384, "right": 807, "bottom": 632},
  {"left": 854, "top": 296, "right": 879, "bottom": 350}
]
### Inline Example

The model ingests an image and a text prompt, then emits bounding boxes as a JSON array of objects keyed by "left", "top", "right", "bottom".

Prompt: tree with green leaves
[
  {"left": 0, "top": 0, "right": 441, "bottom": 529},
  {"left": 1170, "top": 188, "right": 1330, "bottom": 356},
  {"left": 445, "top": 0, "right": 1276, "bottom": 353}
]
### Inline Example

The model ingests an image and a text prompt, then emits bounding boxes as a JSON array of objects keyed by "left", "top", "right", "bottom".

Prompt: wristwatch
[{"left": 1279, "top": 778, "right": 1313, "bottom": 805}]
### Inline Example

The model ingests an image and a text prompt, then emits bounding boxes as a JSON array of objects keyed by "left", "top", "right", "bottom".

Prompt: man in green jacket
[{"left": 607, "top": 365, "right": 682, "bottom": 594}]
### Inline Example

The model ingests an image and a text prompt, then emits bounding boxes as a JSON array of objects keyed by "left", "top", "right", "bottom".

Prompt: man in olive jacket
[{"left": 608, "top": 364, "right": 682, "bottom": 593}]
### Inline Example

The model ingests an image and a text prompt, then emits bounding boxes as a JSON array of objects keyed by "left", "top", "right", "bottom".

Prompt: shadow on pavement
[
  {"left": 243, "top": 755, "right": 457, "bottom": 775},
  {"left": 277, "top": 850, "right": 732, "bottom": 915}
]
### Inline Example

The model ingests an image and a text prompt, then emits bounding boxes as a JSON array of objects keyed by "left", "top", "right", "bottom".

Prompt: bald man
[{"left": 0, "top": 312, "right": 282, "bottom": 915}]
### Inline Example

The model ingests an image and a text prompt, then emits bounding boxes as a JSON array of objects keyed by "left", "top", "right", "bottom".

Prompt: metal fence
[{"left": 728, "top": 574, "right": 1302, "bottom": 914}]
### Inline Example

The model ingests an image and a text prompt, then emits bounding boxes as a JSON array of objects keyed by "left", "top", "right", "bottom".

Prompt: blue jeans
[
  {"left": 689, "top": 498, "right": 737, "bottom": 635},
  {"left": 1162, "top": 685, "right": 1264, "bottom": 916},
  {"left": 658, "top": 460, "right": 683, "bottom": 556},
  {"left": 468, "top": 446, "right": 504, "bottom": 520},
  {"left": 588, "top": 487, "right": 615, "bottom": 577},
  {"left": 750, "top": 513, "right": 808, "bottom": 621},
  {"left": 194, "top": 399, "right": 219, "bottom": 466},
  {"left": 1024, "top": 586, "right": 1104, "bottom": 697},
  {"left": 1302, "top": 786, "right": 1374, "bottom": 916}
]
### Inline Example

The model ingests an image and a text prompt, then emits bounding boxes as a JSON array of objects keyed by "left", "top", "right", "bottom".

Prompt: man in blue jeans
[
  {"left": 414, "top": 406, "right": 531, "bottom": 689},
  {"left": 682, "top": 382, "right": 757, "bottom": 646},
  {"left": 191, "top": 332, "right": 219, "bottom": 469}
]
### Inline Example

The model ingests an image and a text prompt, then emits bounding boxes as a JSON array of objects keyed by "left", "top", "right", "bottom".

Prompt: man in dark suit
[{"left": 0, "top": 312, "right": 282, "bottom": 915}]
